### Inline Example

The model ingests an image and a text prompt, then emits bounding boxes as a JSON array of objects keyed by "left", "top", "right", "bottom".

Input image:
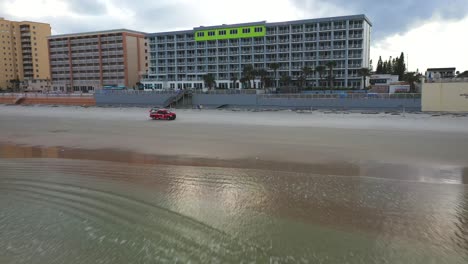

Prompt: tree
[
  {"left": 403, "top": 72, "right": 422, "bottom": 93},
  {"left": 315, "top": 65, "right": 326, "bottom": 87},
  {"left": 376, "top": 56, "right": 384, "bottom": 74},
  {"left": 280, "top": 74, "right": 292, "bottom": 86},
  {"left": 325, "top": 61, "right": 337, "bottom": 90},
  {"left": 269, "top": 63, "right": 280, "bottom": 88},
  {"left": 256, "top": 68, "right": 269, "bottom": 90},
  {"left": 202, "top": 74, "right": 216, "bottom": 90},
  {"left": 242, "top": 64, "right": 255, "bottom": 89},
  {"left": 358, "top": 68, "right": 371, "bottom": 90},
  {"left": 230, "top": 74, "right": 238, "bottom": 89},
  {"left": 394, "top": 52, "right": 406, "bottom": 80},
  {"left": 386, "top": 57, "right": 393, "bottom": 74},
  {"left": 300, "top": 66, "right": 313, "bottom": 87}
]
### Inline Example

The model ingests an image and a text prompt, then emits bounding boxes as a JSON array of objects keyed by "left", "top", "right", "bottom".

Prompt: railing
[
  {"left": 0, "top": 93, "right": 94, "bottom": 98},
  {"left": 259, "top": 93, "right": 422, "bottom": 100},
  {"left": 425, "top": 78, "right": 468, "bottom": 83},
  {"left": 192, "top": 89, "right": 257, "bottom": 94}
]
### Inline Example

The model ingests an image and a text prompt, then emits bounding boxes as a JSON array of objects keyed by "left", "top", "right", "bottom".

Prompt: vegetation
[
  {"left": 375, "top": 52, "right": 406, "bottom": 80},
  {"left": 230, "top": 75, "right": 238, "bottom": 89},
  {"left": 269, "top": 63, "right": 280, "bottom": 88},
  {"left": 299, "top": 66, "right": 313, "bottom": 88},
  {"left": 242, "top": 64, "right": 255, "bottom": 89},
  {"left": 202, "top": 74, "right": 216, "bottom": 90},
  {"left": 357, "top": 67, "right": 371, "bottom": 90},
  {"left": 402, "top": 72, "right": 422, "bottom": 93},
  {"left": 314, "top": 65, "right": 326, "bottom": 87},
  {"left": 325, "top": 61, "right": 337, "bottom": 90},
  {"left": 280, "top": 74, "right": 292, "bottom": 86},
  {"left": 255, "top": 68, "right": 269, "bottom": 90}
]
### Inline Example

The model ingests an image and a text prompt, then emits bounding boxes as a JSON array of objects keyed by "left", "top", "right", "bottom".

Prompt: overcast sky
[{"left": 1, "top": 0, "right": 467, "bottom": 72}]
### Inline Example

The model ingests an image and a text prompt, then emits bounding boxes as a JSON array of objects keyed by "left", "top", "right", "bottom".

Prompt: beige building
[
  {"left": 0, "top": 17, "right": 51, "bottom": 90},
  {"left": 422, "top": 80, "right": 468, "bottom": 112},
  {"left": 48, "top": 29, "right": 147, "bottom": 92},
  {"left": 19, "top": 79, "right": 52, "bottom": 92}
]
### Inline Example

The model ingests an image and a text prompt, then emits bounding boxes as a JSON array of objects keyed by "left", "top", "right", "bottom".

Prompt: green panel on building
[{"left": 195, "top": 25, "right": 266, "bottom": 41}]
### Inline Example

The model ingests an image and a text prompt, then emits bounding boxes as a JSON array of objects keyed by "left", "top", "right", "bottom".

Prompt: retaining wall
[
  {"left": 192, "top": 94, "right": 421, "bottom": 110},
  {"left": 94, "top": 92, "right": 175, "bottom": 106}
]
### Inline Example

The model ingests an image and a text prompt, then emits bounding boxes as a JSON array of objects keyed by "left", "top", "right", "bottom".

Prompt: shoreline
[{"left": 1, "top": 105, "right": 468, "bottom": 182}]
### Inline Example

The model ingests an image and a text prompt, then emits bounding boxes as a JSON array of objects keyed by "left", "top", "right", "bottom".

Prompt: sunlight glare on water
[{"left": 0, "top": 158, "right": 467, "bottom": 263}]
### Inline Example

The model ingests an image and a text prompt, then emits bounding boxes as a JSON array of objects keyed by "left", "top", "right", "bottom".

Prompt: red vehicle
[{"left": 149, "top": 108, "right": 176, "bottom": 120}]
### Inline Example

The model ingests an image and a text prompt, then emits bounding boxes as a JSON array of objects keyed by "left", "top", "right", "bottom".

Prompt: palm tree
[
  {"left": 256, "top": 68, "right": 269, "bottom": 91},
  {"left": 202, "top": 74, "right": 216, "bottom": 90},
  {"left": 269, "top": 63, "right": 280, "bottom": 88},
  {"left": 315, "top": 65, "right": 326, "bottom": 87},
  {"left": 242, "top": 64, "right": 255, "bottom": 89},
  {"left": 325, "top": 61, "right": 337, "bottom": 90},
  {"left": 230, "top": 74, "right": 238, "bottom": 89},
  {"left": 403, "top": 72, "right": 422, "bottom": 93},
  {"left": 300, "top": 66, "right": 313, "bottom": 88},
  {"left": 280, "top": 74, "right": 292, "bottom": 87},
  {"left": 357, "top": 67, "right": 371, "bottom": 90}
]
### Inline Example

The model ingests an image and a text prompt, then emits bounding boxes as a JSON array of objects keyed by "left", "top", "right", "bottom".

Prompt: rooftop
[
  {"left": 147, "top": 14, "right": 372, "bottom": 36},
  {"left": 49, "top": 29, "right": 147, "bottom": 39},
  {"left": 427, "top": 67, "right": 456, "bottom": 71}
]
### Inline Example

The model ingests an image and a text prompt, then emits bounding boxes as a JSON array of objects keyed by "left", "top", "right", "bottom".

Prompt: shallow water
[{"left": 0, "top": 153, "right": 468, "bottom": 263}]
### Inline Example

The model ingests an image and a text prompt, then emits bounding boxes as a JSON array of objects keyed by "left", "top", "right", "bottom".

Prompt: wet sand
[
  {"left": 1, "top": 105, "right": 468, "bottom": 263},
  {"left": 1, "top": 105, "right": 468, "bottom": 173}
]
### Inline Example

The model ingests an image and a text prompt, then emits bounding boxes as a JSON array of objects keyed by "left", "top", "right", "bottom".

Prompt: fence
[
  {"left": 259, "top": 93, "right": 421, "bottom": 100},
  {"left": 0, "top": 93, "right": 94, "bottom": 98}
]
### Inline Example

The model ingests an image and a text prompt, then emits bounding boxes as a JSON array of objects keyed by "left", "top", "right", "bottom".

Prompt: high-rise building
[
  {"left": 143, "top": 15, "right": 372, "bottom": 90},
  {"left": 0, "top": 17, "right": 51, "bottom": 90},
  {"left": 48, "top": 29, "right": 147, "bottom": 92}
]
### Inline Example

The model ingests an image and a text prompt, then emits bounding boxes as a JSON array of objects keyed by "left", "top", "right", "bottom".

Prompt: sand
[{"left": 1, "top": 105, "right": 468, "bottom": 170}]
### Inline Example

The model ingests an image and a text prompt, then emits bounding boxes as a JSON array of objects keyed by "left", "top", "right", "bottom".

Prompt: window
[
  {"left": 230, "top": 29, "right": 238, "bottom": 34},
  {"left": 255, "top": 27, "right": 263, "bottom": 33},
  {"left": 242, "top": 28, "right": 251, "bottom": 34},
  {"left": 218, "top": 30, "right": 226, "bottom": 36},
  {"left": 208, "top": 31, "right": 215, "bottom": 36},
  {"left": 197, "top": 32, "right": 204, "bottom": 37}
]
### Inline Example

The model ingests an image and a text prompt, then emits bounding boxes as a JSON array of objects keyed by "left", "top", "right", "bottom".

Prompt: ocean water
[{"left": 1, "top": 157, "right": 467, "bottom": 263}]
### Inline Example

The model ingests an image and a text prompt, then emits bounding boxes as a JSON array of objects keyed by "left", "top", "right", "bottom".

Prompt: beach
[{"left": 1, "top": 105, "right": 468, "bottom": 263}]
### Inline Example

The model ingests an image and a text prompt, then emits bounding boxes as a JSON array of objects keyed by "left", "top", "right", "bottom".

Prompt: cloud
[
  {"left": 66, "top": 0, "right": 107, "bottom": 15},
  {"left": 290, "top": 0, "right": 468, "bottom": 40}
]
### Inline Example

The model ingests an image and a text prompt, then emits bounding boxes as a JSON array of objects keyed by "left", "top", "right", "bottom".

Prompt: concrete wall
[
  {"left": 95, "top": 92, "right": 175, "bottom": 106},
  {"left": 192, "top": 94, "right": 421, "bottom": 110},
  {"left": 192, "top": 94, "right": 257, "bottom": 106},
  {"left": 422, "top": 82, "right": 468, "bottom": 112}
]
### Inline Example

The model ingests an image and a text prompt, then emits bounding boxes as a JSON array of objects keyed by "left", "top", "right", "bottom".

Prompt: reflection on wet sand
[
  {"left": 1, "top": 142, "right": 467, "bottom": 184},
  {"left": 1, "top": 143, "right": 468, "bottom": 263}
]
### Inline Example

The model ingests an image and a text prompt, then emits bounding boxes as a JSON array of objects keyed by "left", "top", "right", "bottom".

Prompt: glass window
[
  {"left": 208, "top": 31, "right": 215, "bottom": 36},
  {"left": 242, "top": 28, "right": 251, "bottom": 34},
  {"left": 230, "top": 29, "right": 238, "bottom": 34}
]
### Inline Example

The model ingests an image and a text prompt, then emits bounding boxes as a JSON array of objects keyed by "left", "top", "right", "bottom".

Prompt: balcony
[
  {"left": 334, "top": 25, "right": 346, "bottom": 30},
  {"left": 292, "top": 38, "right": 302, "bottom": 42},
  {"left": 350, "top": 24, "right": 363, "bottom": 29},
  {"left": 349, "top": 45, "right": 363, "bottom": 49},
  {"left": 319, "top": 36, "right": 331, "bottom": 41},
  {"left": 305, "top": 38, "right": 316, "bottom": 42},
  {"left": 320, "top": 27, "right": 331, "bottom": 31},
  {"left": 334, "top": 35, "right": 346, "bottom": 40},
  {"left": 305, "top": 28, "right": 315, "bottom": 32},
  {"left": 278, "top": 30, "right": 289, "bottom": 34},
  {"left": 349, "top": 34, "right": 363, "bottom": 39},
  {"left": 279, "top": 39, "right": 289, "bottom": 43},
  {"left": 278, "top": 57, "right": 289, "bottom": 61},
  {"left": 319, "top": 46, "right": 331, "bottom": 50}
]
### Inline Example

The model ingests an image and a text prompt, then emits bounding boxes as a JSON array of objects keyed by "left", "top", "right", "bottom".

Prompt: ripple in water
[{"left": 1, "top": 158, "right": 468, "bottom": 263}]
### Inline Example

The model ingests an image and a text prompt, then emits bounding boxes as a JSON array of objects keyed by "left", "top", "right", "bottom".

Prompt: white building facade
[{"left": 143, "top": 15, "right": 372, "bottom": 90}]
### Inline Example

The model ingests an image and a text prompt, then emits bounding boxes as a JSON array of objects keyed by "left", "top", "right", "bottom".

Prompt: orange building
[
  {"left": 0, "top": 17, "right": 51, "bottom": 90},
  {"left": 48, "top": 29, "right": 147, "bottom": 92}
]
